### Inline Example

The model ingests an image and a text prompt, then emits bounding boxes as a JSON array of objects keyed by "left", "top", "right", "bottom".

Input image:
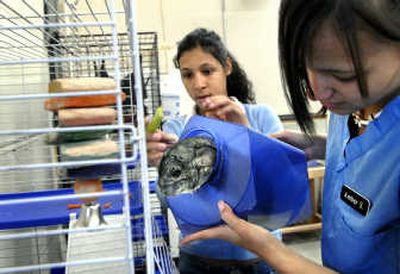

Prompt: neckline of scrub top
[{"left": 344, "top": 95, "right": 400, "bottom": 164}]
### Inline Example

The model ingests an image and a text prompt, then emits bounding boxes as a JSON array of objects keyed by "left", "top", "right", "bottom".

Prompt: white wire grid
[{"left": 0, "top": 1, "right": 176, "bottom": 273}]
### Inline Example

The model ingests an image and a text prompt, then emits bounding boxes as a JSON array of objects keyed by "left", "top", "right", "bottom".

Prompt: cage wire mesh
[
  {"left": 0, "top": 0, "right": 175, "bottom": 273},
  {"left": 54, "top": 32, "right": 162, "bottom": 120}
]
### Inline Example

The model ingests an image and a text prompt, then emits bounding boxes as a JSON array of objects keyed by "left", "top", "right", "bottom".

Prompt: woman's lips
[
  {"left": 197, "top": 95, "right": 210, "bottom": 105},
  {"left": 322, "top": 101, "right": 338, "bottom": 110}
]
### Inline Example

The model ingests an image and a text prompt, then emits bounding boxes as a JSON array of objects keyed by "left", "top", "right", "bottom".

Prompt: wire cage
[
  {"left": 52, "top": 32, "right": 162, "bottom": 120},
  {"left": 0, "top": 0, "right": 175, "bottom": 273}
]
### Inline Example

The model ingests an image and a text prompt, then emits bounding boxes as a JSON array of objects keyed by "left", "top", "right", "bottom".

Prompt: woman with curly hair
[
  {"left": 147, "top": 28, "right": 282, "bottom": 273},
  {"left": 147, "top": 28, "right": 282, "bottom": 166}
]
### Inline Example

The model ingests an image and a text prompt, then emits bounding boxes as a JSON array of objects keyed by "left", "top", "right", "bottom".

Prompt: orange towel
[{"left": 44, "top": 93, "right": 126, "bottom": 111}]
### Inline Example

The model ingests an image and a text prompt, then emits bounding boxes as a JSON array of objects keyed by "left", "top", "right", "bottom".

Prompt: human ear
[{"left": 225, "top": 57, "right": 233, "bottom": 76}]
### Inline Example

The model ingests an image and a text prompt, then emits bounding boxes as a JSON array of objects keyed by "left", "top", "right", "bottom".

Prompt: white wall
[
  {"left": 225, "top": 0, "right": 287, "bottom": 113},
  {"left": 135, "top": 0, "right": 292, "bottom": 115}
]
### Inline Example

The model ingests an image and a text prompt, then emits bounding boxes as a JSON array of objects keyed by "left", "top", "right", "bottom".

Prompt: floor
[{"left": 283, "top": 231, "right": 322, "bottom": 264}]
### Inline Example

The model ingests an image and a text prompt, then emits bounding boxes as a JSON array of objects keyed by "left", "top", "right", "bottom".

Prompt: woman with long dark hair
[
  {"left": 147, "top": 28, "right": 282, "bottom": 274},
  {"left": 182, "top": 1, "right": 400, "bottom": 273}
]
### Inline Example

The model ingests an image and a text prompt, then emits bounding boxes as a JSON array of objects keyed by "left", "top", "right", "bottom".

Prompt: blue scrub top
[{"left": 322, "top": 96, "right": 400, "bottom": 273}]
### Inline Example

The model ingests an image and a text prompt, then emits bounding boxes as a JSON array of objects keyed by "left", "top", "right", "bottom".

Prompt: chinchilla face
[{"left": 158, "top": 137, "right": 216, "bottom": 196}]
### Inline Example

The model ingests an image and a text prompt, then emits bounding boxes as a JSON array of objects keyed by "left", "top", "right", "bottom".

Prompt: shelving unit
[{"left": 0, "top": 1, "right": 175, "bottom": 273}]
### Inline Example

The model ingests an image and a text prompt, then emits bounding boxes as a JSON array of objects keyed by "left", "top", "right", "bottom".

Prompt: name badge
[{"left": 340, "top": 184, "right": 371, "bottom": 216}]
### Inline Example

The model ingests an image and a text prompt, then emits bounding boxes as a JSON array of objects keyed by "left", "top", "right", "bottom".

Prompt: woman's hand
[
  {"left": 199, "top": 95, "right": 250, "bottom": 127},
  {"left": 146, "top": 129, "right": 178, "bottom": 167},
  {"left": 271, "top": 130, "right": 326, "bottom": 160},
  {"left": 181, "top": 201, "right": 337, "bottom": 274},
  {"left": 181, "top": 201, "right": 272, "bottom": 256}
]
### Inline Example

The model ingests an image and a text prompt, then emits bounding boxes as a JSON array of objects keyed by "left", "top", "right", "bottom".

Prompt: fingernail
[
  {"left": 159, "top": 143, "right": 168, "bottom": 151},
  {"left": 218, "top": 200, "right": 225, "bottom": 211}
]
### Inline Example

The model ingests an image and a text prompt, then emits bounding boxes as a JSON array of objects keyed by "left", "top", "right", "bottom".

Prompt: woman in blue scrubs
[{"left": 181, "top": 0, "right": 400, "bottom": 273}]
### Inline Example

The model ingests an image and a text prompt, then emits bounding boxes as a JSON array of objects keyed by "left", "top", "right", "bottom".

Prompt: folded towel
[
  {"left": 58, "top": 107, "right": 117, "bottom": 126},
  {"left": 44, "top": 93, "right": 126, "bottom": 111},
  {"left": 48, "top": 77, "right": 116, "bottom": 93},
  {"left": 67, "top": 164, "right": 122, "bottom": 179},
  {"left": 46, "top": 131, "right": 109, "bottom": 144},
  {"left": 61, "top": 140, "right": 119, "bottom": 161}
]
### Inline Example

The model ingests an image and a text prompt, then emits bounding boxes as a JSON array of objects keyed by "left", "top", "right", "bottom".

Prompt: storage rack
[
  {"left": 52, "top": 31, "right": 161, "bottom": 119},
  {"left": 0, "top": 0, "right": 175, "bottom": 273}
]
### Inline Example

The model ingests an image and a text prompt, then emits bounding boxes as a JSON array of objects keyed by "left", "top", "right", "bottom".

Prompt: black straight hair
[
  {"left": 174, "top": 28, "right": 255, "bottom": 104},
  {"left": 278, "top": 0, "right": 400, "bottom": 134}
]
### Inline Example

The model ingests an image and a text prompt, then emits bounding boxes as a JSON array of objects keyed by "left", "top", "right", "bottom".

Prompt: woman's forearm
[
  {"left": 257, "top": 233, "right": 336, "bottom": 274},
  {"left": 306, "top": 134, "right": 327, "bottom": 160}
]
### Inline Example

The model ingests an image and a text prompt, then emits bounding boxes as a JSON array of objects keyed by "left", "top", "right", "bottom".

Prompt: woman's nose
[
  {"left": 313, "top": 83, "right": 334, "bottom": 101},
  {"left": 193, "top": 73, "right": 206, "bottom": 90},
  {"left": 308, "top": 73, "right": 334, "bottom": 101}
]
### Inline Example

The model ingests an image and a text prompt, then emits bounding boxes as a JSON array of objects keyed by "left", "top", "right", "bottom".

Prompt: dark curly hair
[
  {"left": 279, "top": 0, "right": 400, "bottom": 134},
  {"left": 174, "top": 28, "right": 255, "bottom": 104}
]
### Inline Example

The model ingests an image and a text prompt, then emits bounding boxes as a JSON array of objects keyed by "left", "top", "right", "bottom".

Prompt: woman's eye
[
  {"left": 181, "top": 72, "right": 192, "bottom": 79},
  {"left": 333, "top": 74, "right": 357, "bottom": 83},
  {"left": 201, "top": 67, "right": 215, "bottom": 76}
]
